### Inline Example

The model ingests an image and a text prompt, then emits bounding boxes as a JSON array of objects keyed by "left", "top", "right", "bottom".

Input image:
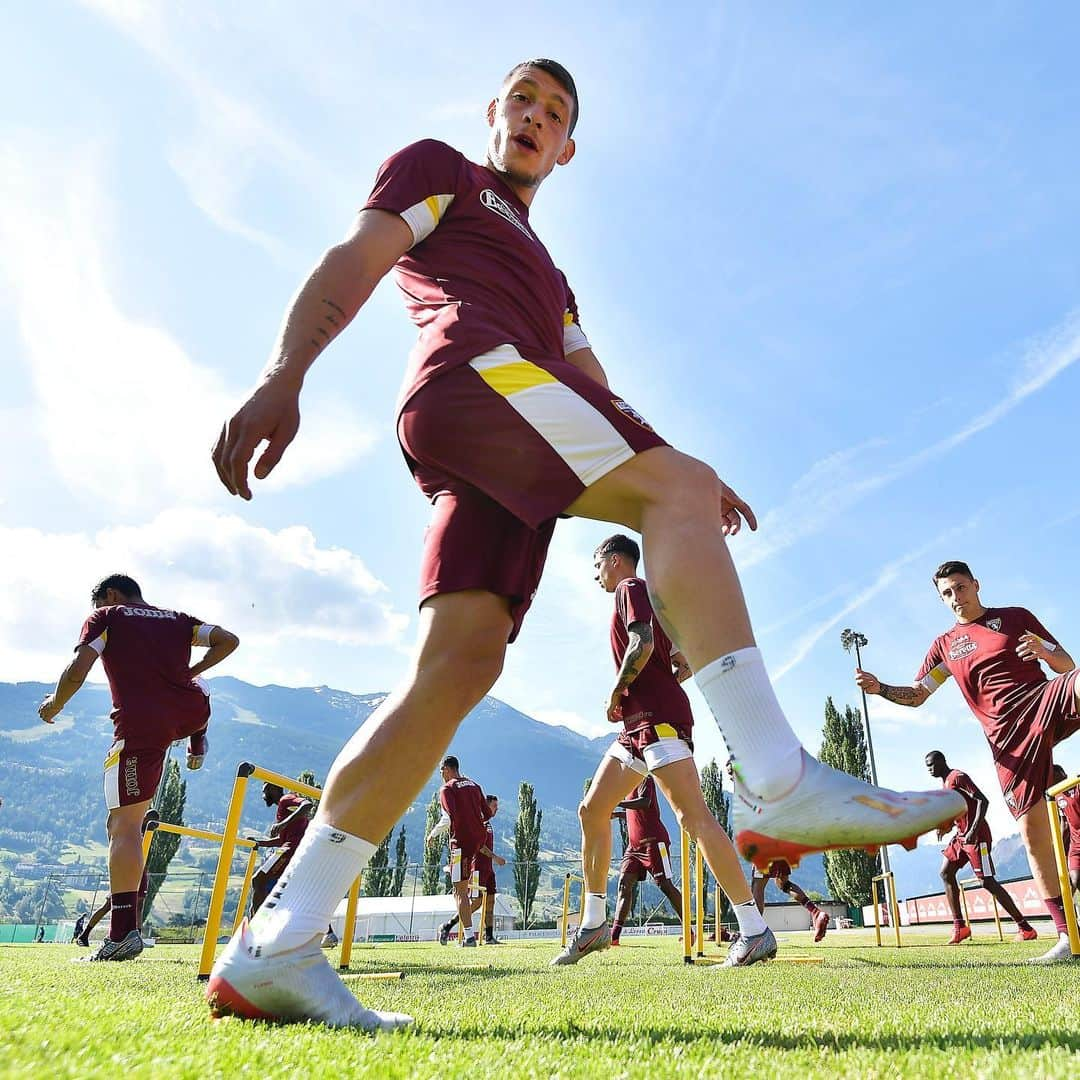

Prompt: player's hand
[
  {"left": 606, "top": 687, "right": 626, "bottom": 722},
  {"left": 38, "top": 696, "right": 61, "bottom": 724},
  {"left": 212, "top": 373, "right": 302, "bottom": 500},
  {"left": 1016, "top": 631, "right": 1051, "bottom": 663},
  {"left": 854, "top": 668, "right": 881, "bottom": 695},
  {"left": 718, "top": 482, "right": 756, "bottom": 537},
  {"left": 494, "top": 855, "right": 507, "bottom": 867}
]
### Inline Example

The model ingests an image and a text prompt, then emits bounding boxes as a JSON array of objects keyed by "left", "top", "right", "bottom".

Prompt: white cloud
[
  {"left": 0, "top": 509, "right": 409, "bottom": 683},
  {"left": 532, "top": 708, "right": 607, "bottom": 741},
  {"left": 0, "top": 138, "right": 377, "bottom": 517}
]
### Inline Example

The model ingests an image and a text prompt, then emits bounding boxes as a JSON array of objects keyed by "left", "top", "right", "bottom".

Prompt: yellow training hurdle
[
  {"left": 871, "top": 871, "right": 902, "bottom": 948},
  {"left": 957, "top": 876, "right": 1004, "bottom": 942},
  {"left": 560, "top": 872, "right": 585, "bottom": 948},
  {"left": 1045, "top": 772, "right": 1080, "bottom": 957}
]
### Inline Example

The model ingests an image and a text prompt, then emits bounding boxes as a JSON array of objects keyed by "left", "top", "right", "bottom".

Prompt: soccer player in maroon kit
[
  {"left": 208, "top": 59, "right": 960, "bottom": 1026},
  {"left": 555, "top": 534, "right": 776, "bottom": 966},
  {"left": 438, "top": 792, "right": 505, "bottom": 944},
  {"left": 1050, "top": 765, "right": 1080, "bottom": 896},
  {"left": 250, "top": 783, "right": 315, "bottom": 914},
  {"left": 751, "top": 861, "right": 830, "bottom": 942},
  {"left": 609, "top": 775, "right": 683, "bottom": 945},
  {"left": 856, "top": 561, "right": 1079, "bottom": 963},
  {"left": 38, "top": 574, "right": 238, "bottom": 961},
  {"left": 924, "top": 751, "right": 1036, "bottom": 944}
]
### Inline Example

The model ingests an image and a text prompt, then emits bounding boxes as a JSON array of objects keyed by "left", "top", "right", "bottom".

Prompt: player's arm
[
  {"left": 38, "top": 645, "right": 99, "bottom": 724},
  {"left": 427, "top": 809, "right": 452, "bottom": 843},
  {"left": 189, "top": 625, "right": 240, "bottom": 679},
  {"left": 670, "top": 649, "right": 693, "bottom": 684},
  {"left": 1016, "top": 631, "right": 1075, "bottom": 675},
  {"left": 960, "top": 785, "right": 989, "bottom": 843},
  {"left": 607, "top": 621, "right": 655, "bottom": 721},
  {"left": 564, "top": 346, "right": 609, "bottom": 389},
  {"left": 855, "top": 668, "right": 930, "bottom": 708},
  {"left": 616, "top": 795, "right": 651, "bottom": 811},
  {"left": 273, "top": 799, "right": 314, "bottom": 838},
  {"left": 212, "top": 209, "right": 414, "bottom": 499}
]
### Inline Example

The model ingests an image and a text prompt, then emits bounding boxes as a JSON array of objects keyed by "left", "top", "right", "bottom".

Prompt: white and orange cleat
[
  {"left": 207, "top": 919, "right": 413, "bottom": 1031},
  {"left": 732, "top": 751, "right": 965, "bottom": 872}
]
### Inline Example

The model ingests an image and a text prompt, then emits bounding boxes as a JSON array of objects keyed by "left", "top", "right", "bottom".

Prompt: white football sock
[
  {"left": 733, "top": 900, "right": 768, "bottom": 938},
  {"left": 582, "top": 893, "right": 606, "bottom": 929},
  {"left": 249, "top": 822, "right": 374, "bottom": 956},
  {"left": 696, "top": 647, "right": 803, "bottom": 798}
]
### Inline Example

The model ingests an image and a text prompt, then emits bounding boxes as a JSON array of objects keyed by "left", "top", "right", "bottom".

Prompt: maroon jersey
[
  {"left": 916, "top": 608, "right": 1060, "bottom": 747},
  {"left": 273, "top": 793, "right": 311, "bottom": 849},
  {"left": 1057, "top": 785, "right": 1080, "bottom": 841},
  {"left": 624, "top": 776, "right": 670, "bottom": 848},
  {"left": 943, "top": 769, "right": 987, "bottom": 837},
  {"left": 610, "top": 578, "right": 693, "bottom": 735},
  {"left": 439, "top": 775, "right": 490, "bottom": 851},
  {"left": 362, "top": 140, "right": 587, "bottom": 408},
  {"left": 78, "top": 602, "right": 212, "bottom": 744}
]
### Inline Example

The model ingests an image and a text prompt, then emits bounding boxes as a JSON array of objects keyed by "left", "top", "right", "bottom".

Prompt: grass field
[{"left": 2, "top": 929, "right": 1077, "bottom": 1078}]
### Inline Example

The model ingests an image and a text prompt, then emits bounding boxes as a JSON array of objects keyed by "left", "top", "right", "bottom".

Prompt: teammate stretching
[
  {"left": 555, "top": 534, "right": 775, "bottom": 966},
  {"left": 39, "top": 574, "right": 237, "bottom": 962},
  {"left": 751, "top": 862, "right": 830, "bottom": 942},
  {"left": 608, "top": 776, "right": 682, "bottom": 946},
  {"left": 856, "top": 561, "right": 1078, "bottom": 963},
  {"left": 438, "top": 792, "right": 505, "bottom": 944},
  {"left": 250, "top": 783, "right": 314, "bottom": 914},
  {"left": 1050, "top": 765, "right": 1080, "bottom": 896},
  {"left": 209, "top": 58, "right": 961, "bottom": 1025},
  {"left": 924, "top": 751, "right": 1036, "bottom": 944}
]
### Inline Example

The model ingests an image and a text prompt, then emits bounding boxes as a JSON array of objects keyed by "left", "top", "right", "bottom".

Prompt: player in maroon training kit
[
  {"left": 38, "top": 574, "right": 238, "bottom": 961},
  {"left": 751, "top": 861, "right": 830, "bottom": 942},
  {"left": 250, "top": 783, "right": 315, "bottom": 914},
  {"left": 857, "top": 561, "right": 1079, "bottom": 963},
  {"left": 924, "top": 751, "right": 1037, "bottom": 944},
  {"left": 438, "top": 792, "right": 505, "bottom": 944},
  {"left": 1050, "top": 765, "right": 1080, "bottom": 896},
  {"left": 209, "top": 59, "right": 961, "bottom": 1027}
]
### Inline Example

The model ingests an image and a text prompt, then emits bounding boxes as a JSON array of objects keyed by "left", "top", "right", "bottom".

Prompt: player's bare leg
[
  {"left": 208, "top": 590, "right": 511, "bottom": 1026},
  {"left": 1019, "top": 804, "right": 1075, "bottom": 962},
  {"left": 452, "top": 881, "right": 476, "bottom": 945},
  {"left": 610, "top": 874, "right": 638, "bottom": 944},
  {"left": 567, "top": 447, "right": 964, "bottom": 864},
  {"left": 981, "top": 875, "right": 1036, "bottom": 938}
]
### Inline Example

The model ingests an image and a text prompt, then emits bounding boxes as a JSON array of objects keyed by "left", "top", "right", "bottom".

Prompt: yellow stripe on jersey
[
  {"left": 474, "top": 359, "right": 559, "bottom": 397},
  {"left": 654, "top": 723, "right": 678, "bottom": 739},
  {"left": 920, "top": 663, "right": 950, "bottom": 694}
]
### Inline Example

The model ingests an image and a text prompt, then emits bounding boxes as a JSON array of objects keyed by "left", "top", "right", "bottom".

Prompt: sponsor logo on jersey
[
  {"left": 480, "top": 189, "right": 533, "bottom": 239},
  {"left": 611, "top": 398, "right": 654, "bottom": 431},
  {"left": 987, "top": 617, "right": 1002, "bottom": 632},
  {"left": 120, "top": 606, "right": 178, "bottom": 620},
  {"left": 948, "top": 635, "right": 977, "bottom": 661}
]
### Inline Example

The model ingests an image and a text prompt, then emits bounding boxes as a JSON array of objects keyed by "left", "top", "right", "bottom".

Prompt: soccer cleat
[
  {"left": 609, "top": 939, "right": 620, "bottom": 947},
  {"left": 1015, "top": 926, "right": 1038, "bottom": 942},
  {"left": 483, "top": 933, "right": 502, "bottom": 945},
  {"left": 550, "top": 922, "right": 611, "bottom": 966},
  {"left": 74, "top": 929, "right": 144, "bottom": 963},
  {"left": 438, "top": 922, "right": 452, "bottom": 946},
  {"left": 1026, "top": 934, "right": 1077, "bottom": 965},
  {"left": 187, "top": 731, "right": 209, "bottom": 771},
  {"left": 321, "top": 929, "right": 339, "bottom": 949},
  {"left": 207, "top": 919, "right": 413, "bottom": 1030},
  {"left": 460, "top": 935, "right": 477, "bottom": 948},
  {"left": 946, "top": 925, "right": 971, "bottom": 945},
  {"left": 812, "top": 910, "right": 830, "bottom": 943},
  {"left": 75, "top": 935, "right": 90, "bottom": 948},
  {"left": 717, "top": 926, "right": 777, "bottom": 967},
  {"left": 732, "top": 750, "right": 965, "bottom": 871}
]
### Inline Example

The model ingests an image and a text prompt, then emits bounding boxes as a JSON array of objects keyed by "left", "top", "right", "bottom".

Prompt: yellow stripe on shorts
[
  {"left": 474, "top": 359, "right": 559, "bottom": 397},
  {"left": 103, "top": 746, "right": 122, "bottom": 770},
  {"left": 654, "top": 723, "right": 678, "bottom": 739}
]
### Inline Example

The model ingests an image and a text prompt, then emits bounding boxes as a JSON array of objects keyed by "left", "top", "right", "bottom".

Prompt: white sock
[
  {"left": 696, "top": 647, "right": 803, "bottom": 798},
  {"left": 582, "top": 893, "right": 606, "bottom": 929},
  {"left": 249, "top": 822, "right": 375, "bottom": 956},
  {"left": 464, "top": 927, "right": 476, "bottom": 940},
  {"left": 733, "top": 899, "right": 768, "bottom": 937}
]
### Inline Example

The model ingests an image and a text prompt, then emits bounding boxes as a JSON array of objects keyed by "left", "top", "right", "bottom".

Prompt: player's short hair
[
  {"left": 503, "top": 58, "right": 579, "bottom": 136},
  {"left": 925, "top": 750, "right": 945, "bottom": 764},
  {"left": 932, "top": 561, "right": 974, "bottom": 585},
  {"left": 1051, "top": 764, "right": 1067, "bottom": 783},
  {"left": 91, "top": 573, "right": 142, "bottom": 603},
  {"left": 594, "top": 534, "right": 640, "bottom": 565},
  {"left": 486, "top": 793, "right": 498, "bottom": 802},
  {"left": 442, "top": 755, "right": 459, "bottom": 771}
]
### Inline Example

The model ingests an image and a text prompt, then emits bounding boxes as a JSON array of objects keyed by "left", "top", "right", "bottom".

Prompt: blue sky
[{"left": 2, "top": 2, "right": 1079, "bottom": 842}]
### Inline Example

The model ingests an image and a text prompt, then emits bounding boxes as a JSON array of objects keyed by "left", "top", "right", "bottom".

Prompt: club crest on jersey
[
  {"left": 948, "top": 635, "right": 977, "bottom": 661},
  {"left": 611, "top": 399, "right": 654, "bottom": 431},
  {"left": 987, "top": 617, "right": 1002, "bottom": 632},
  {"left": 480, "top": 189, "right": 533, "bottom": 239}
]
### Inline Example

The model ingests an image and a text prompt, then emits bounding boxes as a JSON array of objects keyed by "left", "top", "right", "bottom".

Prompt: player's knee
[{"left": 939, "top": 865, "right": 954, "bottom": 884}]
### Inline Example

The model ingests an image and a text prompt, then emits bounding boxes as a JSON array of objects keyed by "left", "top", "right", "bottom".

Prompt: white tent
[{"left": 330, "top": 893, "right": 518, "bottom": 941}]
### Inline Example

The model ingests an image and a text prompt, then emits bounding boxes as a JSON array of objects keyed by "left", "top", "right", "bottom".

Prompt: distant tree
[
  {"left": 297, "top": 769, "right": 321, "bottom": 792},
  {"left": 513, "top": 781, "right": 543, "bottom": 927},
  {"left": 819, "top": 696, "right": 878, "bottom": 907},
  {"left": 391, "top": 826, "right": 408, "bottom": 897},
  {"left": 143, "top": 759, "right": 186, "bottom": 922},
  {"left": 699, "top": 759, "right": 730, "bottom": 924},
  {"left": 363, "top": 831, "right": 393, "bottom": 896},
  {"left": 422, "top": 789, "right": 445, "bottom": 895}
]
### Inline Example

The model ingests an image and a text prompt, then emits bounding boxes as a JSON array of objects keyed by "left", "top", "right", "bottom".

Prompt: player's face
[
  {"left": 486, "top": 68, "right": 576, "bottom": 193},
  {"left": 262, "top": 783, "right": 281, "bottom": 806},
  {"left": 594, "top": 552, "right": 618, "bottom": 592},
  {"left": 925, "top": 754, "right": 946, "bottom": 779},
  {"left": 935, "top": 573, "right": 981, "bottom": 621},
  {"left": 488, "top": 798, "right": 498, "bottom": 817}
]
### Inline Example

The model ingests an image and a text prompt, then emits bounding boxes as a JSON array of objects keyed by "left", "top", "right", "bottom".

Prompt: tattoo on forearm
[
  {"left": 308, "top": 299, "right": 348, "bottom": 358},
  {"left": 615, "top": 625, "right": 653, "bottom": 691},
  {"left": 323, "top": 299, "right": 346, "bottom": 319},
  {"left": 879, "top": 683, "right": 923, "bottom": 707}
]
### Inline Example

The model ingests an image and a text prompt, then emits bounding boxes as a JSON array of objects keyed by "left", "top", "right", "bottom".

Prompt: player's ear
[
  {"left": 556, "top": 137, "right": 575, "bottom": 167},
  {"left": 486, "top": 98, "right": 498, "bottom": 127}
]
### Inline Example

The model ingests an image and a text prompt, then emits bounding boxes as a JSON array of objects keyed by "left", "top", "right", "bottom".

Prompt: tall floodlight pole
[{"left": 841, "top": 628, "right": 890, "bottom": 876}]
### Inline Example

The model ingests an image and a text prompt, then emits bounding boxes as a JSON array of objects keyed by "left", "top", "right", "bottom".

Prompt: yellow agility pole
[
  {"left": 694, "top": 841, "right": 705, "bottom": 959},
  {"left": 871, "top": 871, "right": 901, "bottom": 948},
  {"left": 561, "top": 873, "right": 585, "bottom": 948},
  {"left": 198, "top": 762, "right": 325, "bottom": 980},
  {"left": 680, "top": 829, "right": 692, "bottom": 964},
  {"left": 958, "top": 877, "right": 1004, "bottom": 942},
  {"left": 338, "top": 873, "right": 362, "bottom": 971},
  {"left": 1046, "top": 773, "right": 1080, "bottom": 956},
  {"left": 231, "top": 847, "right": 260, "bottom": 936}
]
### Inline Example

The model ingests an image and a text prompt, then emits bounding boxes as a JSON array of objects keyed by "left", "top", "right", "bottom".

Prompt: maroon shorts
[
  {"left": 993, "top": 670, "right": 1080, "bottom": 819},
  {"left": 943, "top": 826, "right": 995, "bottom": 879},
  {"left": 473, "top": 859, "right": 497, "bottom": 895},
  {"left": 617, "top": 722, "right": 694, "bottom": 762},
  {"left": 620, "top": 839, "right": 674, "bottom": 883},
  {"left": 449, "top": 843, "right": 478, "bottom": 885},
  {"left": 103, "top": 741, "right": 167, "bottom": 810},
  {"left": 399, "top": 350, "right": 667, "bottom": 640}
]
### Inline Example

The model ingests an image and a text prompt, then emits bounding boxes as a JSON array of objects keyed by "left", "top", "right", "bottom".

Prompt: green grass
[{"left": 2, "top": 929, "right": 1077, "bottom": 1079}]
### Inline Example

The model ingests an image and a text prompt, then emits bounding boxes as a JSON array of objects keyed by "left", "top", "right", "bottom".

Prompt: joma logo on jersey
[
  {"left": 611, "top": 399, "right": 654, "bottom": 431},
  {"left": 480, "top": 189, "right": 533, "bottom": 239},
  {"left": 948, "top": 637, "right": 977, "bottom": 661}
]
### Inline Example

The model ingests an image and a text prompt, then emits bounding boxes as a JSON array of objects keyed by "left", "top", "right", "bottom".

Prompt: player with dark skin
[
  {"left": 924, "top": 751, "right": 1036, "bottom": 942},
  {"left": 250, "top": 783, "right": 314, "bottom": 913}
]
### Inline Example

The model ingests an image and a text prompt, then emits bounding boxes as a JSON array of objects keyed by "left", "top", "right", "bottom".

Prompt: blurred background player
[
  {"left": 1050, "top": 764, "right": 1080, "bottom": 896},
  {"left": 609, "top": 776, "right": 682, "bottom": 946},
  {"left": 250, "top": 782, "right": 315, "bottom": 914},
  {"left": 925, "top": 751, "right": 1037, "bottom": 943},
  {"left": 38, "top": 574, "right": 238, "bottom": 962},
  {"left": 428, "top": 756, "right": 491, "bottom": 947},
  {"left": 751, "top": 861, "right": 830, "bottom": 942},
  {"left": 856, "top": 561, "right": 1077, "bottom": 962},
  {"left": 439, "top": 793, "right": 506, "bottom": 944}
]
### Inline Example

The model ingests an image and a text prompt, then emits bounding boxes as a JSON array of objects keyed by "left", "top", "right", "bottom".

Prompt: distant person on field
[
  {"left": 251, "top": 783, "right": 315, "bottom": 914},
  {"left": 1050, "top": 764, "right": 1080, "bottom": 895},
  {"left": 925, "top": 751, "right": 1037, "bottom": 944},
  {"left": 38, "top": 573, "right": 238, "bottom": 962},
  {"left": 439, "top": 792, "right": 505, "bottom": 944},
  {"left": 751, "top": 861, "right": 830, "bottom": 943}
]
